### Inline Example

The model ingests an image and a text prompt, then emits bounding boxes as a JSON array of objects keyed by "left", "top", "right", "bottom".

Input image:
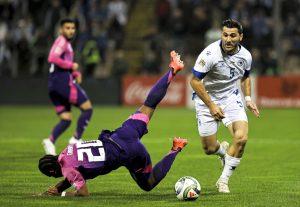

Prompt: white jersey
[{"left": 192, "top": 40, "right": 252, "bottom": 101}]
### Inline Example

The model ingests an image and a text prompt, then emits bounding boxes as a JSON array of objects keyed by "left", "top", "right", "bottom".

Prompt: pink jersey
[
  {"left": 58, "top": 141, "right": 107, "bottom": 190},
  {"left": 48, "top": 35, "right": 74, "bottom": 69}
]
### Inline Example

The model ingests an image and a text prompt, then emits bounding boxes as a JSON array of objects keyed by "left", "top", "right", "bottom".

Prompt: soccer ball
[{"left": 174, "top": 176, "right": 201, "bottom": 201}]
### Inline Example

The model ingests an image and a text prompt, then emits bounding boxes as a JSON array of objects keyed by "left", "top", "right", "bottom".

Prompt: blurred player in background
[
  {"left": 190, "top": 19, "right": 260, "bottom": 193},
  {"left": 42, "top": 18, "right": 93, "bottom": 155},
  {"left": 38, "top": 51, "right": 187, "bottom": 196}
]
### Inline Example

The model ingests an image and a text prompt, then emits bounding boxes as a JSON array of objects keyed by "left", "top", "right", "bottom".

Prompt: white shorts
[{"left": 194, "top": 92, "right": 248, "bottom": 137}]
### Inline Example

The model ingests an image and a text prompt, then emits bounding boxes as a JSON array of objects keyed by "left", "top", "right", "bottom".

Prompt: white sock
[
  {"left": 214, "top": 141, "right": 226, "bottom": 157},
  {"left": 219, "top": 153, "right": 241, "bottom": 183}
]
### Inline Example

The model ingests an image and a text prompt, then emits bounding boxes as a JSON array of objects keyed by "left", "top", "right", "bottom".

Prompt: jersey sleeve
[
  {"left": 243, "top": 53, "right": 252, "bottom": 77},
  {"left": 192, "top": 49, "right": 214, "bottom": 79},
  {"left": 48, "top": 36, "right": 73, "bottom": 69},
  {"left": 61, "top": 167, "right": 85, "bottom": 190}
]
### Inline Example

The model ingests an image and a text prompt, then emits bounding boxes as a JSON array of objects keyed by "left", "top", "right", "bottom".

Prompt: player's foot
[
  {"left": 69, "top": 136, "right": 82, "bottom": 144},
  {"left": 219, "top": 141, "right": 229, "bottom": 167},
  {"left": 169, "top": 50, "right": 184, "bottom": 74},
  {"left": 171, "top": 137, "right": 188, "bottom": 151},
  {"left": 216, "top": 178, "right": 230, "bottom": 193},
  {"left": 42, "top": 138, "right": 56, "bottom": 155}
]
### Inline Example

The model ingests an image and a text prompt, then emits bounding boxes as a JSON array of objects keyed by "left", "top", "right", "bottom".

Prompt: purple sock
[
  {"left": 74, "top": 109, "right": 93, "bottom": 139},
  {"left": 144, "top": 70, "right": 174, "bottom": 109},
  {"left": 148, "top": 150, "right": 179, "bottom": 188},
  {"left": 49, "top": 120, "right": 71, "bottom": 143}
]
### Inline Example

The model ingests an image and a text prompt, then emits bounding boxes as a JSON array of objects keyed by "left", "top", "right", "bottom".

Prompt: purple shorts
[{"left": 48, "top": 75, "right": 89, "bottom": 114}]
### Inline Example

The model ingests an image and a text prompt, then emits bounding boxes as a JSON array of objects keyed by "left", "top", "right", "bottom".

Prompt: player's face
[
  {"left": 221, "top": 26, "right": 243, "bottom": 54},
  {"left": 61, "top": 23, "right": 76, "bottom": 40}
]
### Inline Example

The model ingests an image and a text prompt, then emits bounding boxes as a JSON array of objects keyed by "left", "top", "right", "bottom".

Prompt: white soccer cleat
[
  {"left": 216, "top": 179, "right": 230, "bottom": 193},
  {"left": 219, "top": 141, "right": 229, "bottom": 167},
  {"left": 42, "top": 138, "right": 56, "bottom": 155},
  {"left": 69, "top": 136, "right": 82, "bottom": 144}
]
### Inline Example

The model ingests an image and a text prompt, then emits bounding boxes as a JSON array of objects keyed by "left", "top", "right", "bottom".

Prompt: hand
[
  {"left": 246, "top": 101, "right": 260, "bottom": 118},
  {"left": 72, "top": 71, "right": 82, "bottom": 84},
  {"left": 75, "top": 74, "right": 82, "bottom": 84},
  {"left": 72, "top": 63, "right": 79, "bottom": 71},
  {"left": 44, "top": 186, "right": 60, "bottom": 196},
  {"left": 208, "top": 103, "right": 225, "bottom": 121}
]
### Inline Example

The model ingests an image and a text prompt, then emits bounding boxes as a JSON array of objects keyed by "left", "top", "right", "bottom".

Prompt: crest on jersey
[
  {"left": 237, "top": 60, "right": 244, "bottom": 67},
  {"left": 198, "top": 59, "right": 206, "bottom": 67},
  {"left": 206, "top": 51, "right": 211, "bottom": 56}
]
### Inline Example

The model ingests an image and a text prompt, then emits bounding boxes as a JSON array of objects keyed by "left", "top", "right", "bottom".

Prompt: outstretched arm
[{"left": 43, "top": 180, "right": 89, "bottom": 197}]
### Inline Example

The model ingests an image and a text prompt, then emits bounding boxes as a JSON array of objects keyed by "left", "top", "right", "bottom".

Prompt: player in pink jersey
[
  {"left": 42, "top": 18, "right": 93, "bottom": 155},
  {"left": 38, "top": 51, "right": 188, "bottom": 197}
]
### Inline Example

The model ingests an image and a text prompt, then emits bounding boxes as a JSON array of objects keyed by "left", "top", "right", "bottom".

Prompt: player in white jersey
[{"left": 190, "top": 19, "right": 260, "bottom": 193}]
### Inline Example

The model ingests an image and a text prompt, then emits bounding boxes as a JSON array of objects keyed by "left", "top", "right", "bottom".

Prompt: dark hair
[
  {"left": 38, "top": 155, "right": 62, "bottom": 178},
  {"left": 222, "top": 19, "right": 243, "bottom": 34},
  {"left": 60, "top": 18, "right": 75, "bottom": 26}
]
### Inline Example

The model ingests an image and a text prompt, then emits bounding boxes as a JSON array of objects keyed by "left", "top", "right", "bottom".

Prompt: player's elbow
[
  {"left": 48, "top": 56, "right": 57, "bottom": 64},
  {"left": 190, "top": 76, "right": 199, "bottom": 90}
]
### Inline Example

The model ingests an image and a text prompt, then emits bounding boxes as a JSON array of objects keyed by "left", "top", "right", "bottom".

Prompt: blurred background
[{"left": 0, "top": 0, "right": 299, "bottom": 107}]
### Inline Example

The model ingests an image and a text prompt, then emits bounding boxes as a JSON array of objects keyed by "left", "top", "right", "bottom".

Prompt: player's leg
[
  {"left": 201, "top": 134, "right": 227, "bottom": 156},
  {"left": 138, "top": 51, "right": 184, "bottom": 120},
  {"left": 130, "top": 138, "right": 188, "bottom": 191},
  {"left": 196, "top": 103, "right": 229, "bottom": 161},
  {"left": 216, "top": 94, "right": 248, "bottom": 193},
  {"left": 217, "top": 121, "right": 248, "bottom": 192},
  {"left": 69, "top": 85, "right": 93, "bottom": 144},
  {"left": 43, "top": 92, "right": 72, "bottom": 155}
]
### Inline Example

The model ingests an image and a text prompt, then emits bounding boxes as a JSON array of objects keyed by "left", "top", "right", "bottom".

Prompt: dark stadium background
[{"left": 0, "top": 0, "right": 299, "bottom": 106}]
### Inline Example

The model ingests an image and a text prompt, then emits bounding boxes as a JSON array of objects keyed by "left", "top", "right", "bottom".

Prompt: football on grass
[{"left": 174, "top": 176, "right": 201, "bottom": 201}]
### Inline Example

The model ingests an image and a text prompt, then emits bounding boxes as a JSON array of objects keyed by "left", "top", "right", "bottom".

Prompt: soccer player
[
  {"left": 38, "top": 51, "right": 187, "bottom": 197},
  {"left": 42, "top": 18, "right": 93, "bottom": 156},
  {"left": 190, "top": 19, "right": 260, "bottom": 193}
]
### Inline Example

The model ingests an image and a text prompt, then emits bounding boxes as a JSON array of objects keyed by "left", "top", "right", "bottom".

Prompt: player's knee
[
  {"left": 141, "top": 185, "right": 152, "bottom": 192},
  {"left": 59, "top": 112, "right": 72, "bottom": 120},
  {"left": 234, "top": 132, "right": 248, "bottom": 147},
  {"left": 80, "top": 100, "right": 92, "bottom": 110},
  {"left": 203, "top": 145, "right": 218, "bottom": 155},
  {"left": 138, "top": 182, "right": 153, "bottom": 192}
]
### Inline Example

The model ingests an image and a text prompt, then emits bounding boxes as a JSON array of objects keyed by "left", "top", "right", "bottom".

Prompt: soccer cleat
[
  {"left": 172, "top": 137, "right": 188, "bottom": 151},
  {"left": 216, "top": 178, "right": 230, "bottom": 193},
  {"left": 169, "top": 50, "right": 184, "bottom": 74},
  {"left": 219, "top": 141, "right": 229, "bottom": 167},
  {"left": 42, "top": 138, "right": 56, "bottom": 155},
  {"left": 69, "top": 136, "right": 82, "bottom": 144}
]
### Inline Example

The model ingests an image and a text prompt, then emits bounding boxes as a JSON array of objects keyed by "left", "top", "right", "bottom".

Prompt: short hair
[
  {"left": 222, "top": 19, "right": 243, "bottom": 34},
  {"left": 60, "top": 18, "right": 75, "bottom": 26},
  {"left": 38, "top": 155, "right": 62, "bottom": 178}
]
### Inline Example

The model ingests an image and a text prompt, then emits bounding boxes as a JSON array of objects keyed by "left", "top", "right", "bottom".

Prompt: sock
[
  {"left": 219, "top": 153, "right": 241, "bottom": 183},
  {"left": 144, "top": 70, "right": 175, "bottom": 109},
  {"left": 49, "top": 119, "right": 71, "bottom": 143},
  {"left": 148, "top": 150, "right": 179, "bottom": 189},
  {"left": 74, "top": 108, "right": 93, "bottom": 139},
  {"left": 214, "top": 141, "right": 226, "bottom": 157}
]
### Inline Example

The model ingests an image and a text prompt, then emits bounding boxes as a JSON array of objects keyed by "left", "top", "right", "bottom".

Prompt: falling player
[
  {"left": 42, "top": 18, "right": 93, "bottom": 155},
  {"left": 190, "top": 19, "right": 260, "bottom": 193},
  {"left": 38, "top": 51, "right": 187, "bottom": 197}
]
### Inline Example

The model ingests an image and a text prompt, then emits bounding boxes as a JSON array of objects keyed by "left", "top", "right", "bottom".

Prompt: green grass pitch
[{"left": 0, "top": 106, "right": 299, "bottom": 207}]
